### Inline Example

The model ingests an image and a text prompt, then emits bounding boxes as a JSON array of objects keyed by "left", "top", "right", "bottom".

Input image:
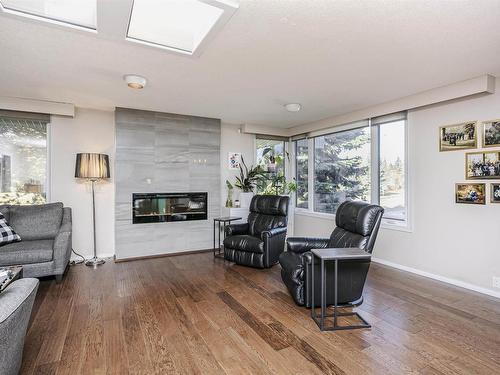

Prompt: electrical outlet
[{"left": 493, "top": 276, "right": 500, "bottom": 289}]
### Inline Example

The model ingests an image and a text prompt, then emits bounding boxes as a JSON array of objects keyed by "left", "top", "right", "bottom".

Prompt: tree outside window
[
  {"left": 0, "top": 118, "right": 47, "bottom": 205},
  {"left": 314, "top": 127, "right": 370, "bottom": 213}
]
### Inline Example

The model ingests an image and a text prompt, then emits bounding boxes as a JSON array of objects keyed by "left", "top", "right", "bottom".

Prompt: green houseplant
[
  {"left": 234, "top": 156, "right": 265, "bottom": 192},
  {"left": 234, "top": 156, "right": 265, "bottom": 208}
]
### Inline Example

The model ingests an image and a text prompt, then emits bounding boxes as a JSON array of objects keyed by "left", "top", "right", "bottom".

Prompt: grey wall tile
[{"left": 115, "top": 108, "right": 221, "bottom": 259}]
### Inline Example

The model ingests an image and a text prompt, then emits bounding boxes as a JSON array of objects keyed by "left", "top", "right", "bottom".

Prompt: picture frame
[
  {"left": 491, "top": 183, "right": 500, "bottom": 203},
  {"left": 455, "top": 183, "right": 486, "bottom": 205},
  {"left": 439, "top": 121, "right": 477, "bottom": 152},
  {"left": 482, "top": 119, "right": 500, "bottom": 148},
  {"left": 465, "top": 151, "right": 500, "bottom": 179},
  {"left": 228, "top": 152, "right": 241, "bottom": 170}
]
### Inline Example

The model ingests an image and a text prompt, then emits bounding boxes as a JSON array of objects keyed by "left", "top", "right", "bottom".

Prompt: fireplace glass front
[{"left": 132, "top": 192, "right": 207, "bottom": 224}]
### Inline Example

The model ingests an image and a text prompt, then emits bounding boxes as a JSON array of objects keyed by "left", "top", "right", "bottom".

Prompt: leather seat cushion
[
  {"left": 0, "top": 240, "right": 53, "bottom": 266},
  {"left": 223, "top": 235, "right": 264, "bottom": 253}
]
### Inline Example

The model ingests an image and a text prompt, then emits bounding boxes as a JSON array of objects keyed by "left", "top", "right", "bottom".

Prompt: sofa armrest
[
  {"left": 0, "top": 278, "right": 39, "bottom": 375},
  {"left": 286, "top": 237, "right": 329, "bottom": 254},
  {"left": 225, "top": 223, "right": 249, "bottom": 237},
  {"left": 53, "top": 207, "right": 72, "bottom": 274}
]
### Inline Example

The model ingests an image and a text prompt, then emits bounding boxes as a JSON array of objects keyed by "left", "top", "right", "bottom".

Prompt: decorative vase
[
  {"left": 225, "top": 189, "right": 233, "bottom": 208},
  {"left": 239, "top": 192, "right": 254, "bottom": 208}
]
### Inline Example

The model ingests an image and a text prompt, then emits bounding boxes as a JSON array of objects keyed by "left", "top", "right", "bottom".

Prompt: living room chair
[
  {"left": 0, "top": 278, "right": 39, "bottom": 375},
  {"left": 279, "top": 200, "right": 383, "bottom": 307},
  {"left": 0, "top": 202, "right": 72, "bottom": 282},
  {"left": 223, "top": 195, "right": 289, "bottom": 268}
]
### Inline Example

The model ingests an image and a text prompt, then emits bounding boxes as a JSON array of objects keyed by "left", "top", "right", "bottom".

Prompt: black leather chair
[
  {"left": 279, "top": 200, "right": 383, "bottom": 307},
  {"left": 223, "top": 195, "right": 289, "bottom": 268}
]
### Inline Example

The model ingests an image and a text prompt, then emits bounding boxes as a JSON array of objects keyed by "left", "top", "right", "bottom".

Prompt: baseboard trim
[
  {"left": 372, "top": 257, "right": 500, "bottom": 299},
  {"left": 114, "top": 248, "right": 214, "bottom": 263}
]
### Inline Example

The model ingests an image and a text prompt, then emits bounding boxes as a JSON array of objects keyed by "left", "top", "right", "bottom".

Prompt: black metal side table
[
  {"left": 311, "top": 248, "right": 371, "bottom": 331},
  {"left": 213, "top": 216, "right": 242, "bottom": 259}
]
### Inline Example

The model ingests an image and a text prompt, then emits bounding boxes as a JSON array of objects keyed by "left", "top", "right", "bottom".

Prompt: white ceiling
[{"left": 1, "top": 0, "right": 500, "bottom": 128}]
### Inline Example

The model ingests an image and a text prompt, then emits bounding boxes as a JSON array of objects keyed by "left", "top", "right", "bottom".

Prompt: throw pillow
[{"left": 0, "top": 212, "right": 21, "bottom": 246}]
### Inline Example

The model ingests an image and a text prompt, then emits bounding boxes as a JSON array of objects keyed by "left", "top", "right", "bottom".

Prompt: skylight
[
  {"left": 127, "top": 0, "right": 227, "bottom": 55},
  {"left": 0, "top": 0, "right": 97, "bottom": 30}
]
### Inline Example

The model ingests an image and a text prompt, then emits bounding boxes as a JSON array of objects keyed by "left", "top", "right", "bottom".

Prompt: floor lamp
[{"left": 75, "top": 153, "right": 110, "bottom": 267}]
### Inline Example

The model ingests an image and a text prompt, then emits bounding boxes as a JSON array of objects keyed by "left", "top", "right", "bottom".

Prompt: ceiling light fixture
[
  {"left": 284, "top": 103, "right": 301, "bottom": 112},
  {"left": 124, "top": 74, "right": 147, "bottom": 89}
]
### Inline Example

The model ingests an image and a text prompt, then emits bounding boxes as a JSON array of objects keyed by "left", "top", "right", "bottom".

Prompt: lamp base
[{"left": 85, "top": 257, "right": 106, "bottom": 267}]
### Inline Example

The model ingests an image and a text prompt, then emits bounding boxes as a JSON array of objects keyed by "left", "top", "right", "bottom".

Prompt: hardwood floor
[{"left": 21, "top": 252, "right": 500, "bottom": 375}]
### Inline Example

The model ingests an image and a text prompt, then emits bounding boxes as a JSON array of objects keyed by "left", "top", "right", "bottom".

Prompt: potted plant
[
  {"left": 234, "top": 156, "right": 265, "bottom": 208},
  {"left": 225, "top": 180, "right": 234, "bottom": 207}
]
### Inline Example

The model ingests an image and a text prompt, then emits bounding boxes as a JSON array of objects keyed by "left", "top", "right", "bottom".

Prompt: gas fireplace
[{"left": 132, "top": 192, "right": 207, "bottom": 224}]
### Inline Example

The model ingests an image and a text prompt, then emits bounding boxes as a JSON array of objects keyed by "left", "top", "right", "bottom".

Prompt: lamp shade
[{"left": 75, "top": 153, "right": 110, "bottom": 179}]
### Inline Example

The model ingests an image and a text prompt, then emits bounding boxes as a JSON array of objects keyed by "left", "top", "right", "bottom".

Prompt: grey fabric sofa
[
  {"left": 0, "top": 203, "right": 72, "bottom": 281},
  {"left": 0, "top": 278, "right": 39, "bottom": 375}
]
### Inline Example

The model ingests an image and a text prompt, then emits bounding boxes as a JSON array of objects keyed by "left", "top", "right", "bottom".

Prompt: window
[
  {"left": 0, "top": 114, "right": 49, "bottom": 205},
  {"left": 378, "top": 120, "right": 406, "bottom": 221},
  {"left": 295, "top": 139, "right": 308, "bottom": 208},
  {"left": 293, "top": 112, "right": 408, "bottom": 228},
  {"left": 127, "top": 0, "right": 237, "bottom": 55},
  {"left": 255, "top": 138, "right": 286, "bottom": 194},
  {"left": 314, "top": 127, "right": 371, "bottom": 214},
  {"left": 0, "top": 0, "right": 97, "bottom": 30}
]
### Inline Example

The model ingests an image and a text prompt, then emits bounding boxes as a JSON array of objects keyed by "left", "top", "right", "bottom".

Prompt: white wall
[
  {"left": 50, "top": 108, "right": 115, "bottom": 259},
  {"left": 294, "top": 79, "right": 500, "bottom": 296},
  {"left": 220, "top": 122, "right": 255, "bottom": 204}
]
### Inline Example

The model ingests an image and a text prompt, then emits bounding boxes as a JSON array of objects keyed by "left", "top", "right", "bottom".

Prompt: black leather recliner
[
  {"left": 223, "top": 195, "right": 289, "bottom": 268},
  {"left": 279, "top": 200, "right": 384, "bottom": 307}
]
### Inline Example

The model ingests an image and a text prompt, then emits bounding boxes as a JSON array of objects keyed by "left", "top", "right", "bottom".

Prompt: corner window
[
  {"left": 295, "top": 139, "right": 308, "bottom": 208},
  {"left": 293, "top": 112, "right": 409, "bottom": 229},
  {"left": 0, "top": 113, "right": 49, "bottom": 205},
  {"left": 255, "top": 137, "right": 285, "bottom": 194},
  {"left": 378, "top": 119, "right": 406, "bottom": 222},
  {"left": 314, "top": 126, "right": 371, "bottom": 214}
]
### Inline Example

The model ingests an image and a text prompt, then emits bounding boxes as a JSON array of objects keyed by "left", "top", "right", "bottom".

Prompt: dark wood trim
[{"left": 113, "top": 248, "right": 214, "bottom": 263}]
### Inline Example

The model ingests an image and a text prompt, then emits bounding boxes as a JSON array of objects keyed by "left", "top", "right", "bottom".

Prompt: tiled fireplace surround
[{"left": 114, "top": 108, "right": 221, "bottom": 260}]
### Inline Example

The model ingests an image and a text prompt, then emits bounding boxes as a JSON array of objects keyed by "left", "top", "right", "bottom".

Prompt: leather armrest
[
  {"left": 286, "top": 237, "right": 329, "bottom": 254},
  {"left": 261, "top": 226, "right": 287, "bottom": 239},
  {"left": 225, "top": 223, "right": 249, "bottom": 236}
]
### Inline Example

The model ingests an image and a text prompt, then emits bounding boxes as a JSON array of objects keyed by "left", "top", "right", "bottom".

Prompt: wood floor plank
[{"left": 20, "top": 253, "right": 500, "bottom": 375}]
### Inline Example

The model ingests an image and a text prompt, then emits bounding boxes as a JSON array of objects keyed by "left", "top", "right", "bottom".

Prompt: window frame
[
  {"left": 0, "top": 114, "right": 51, "bottom": 205},
  {"left": 294, "top": 138, "right": 309, "bottom": 209},
  {"left": 293, "top": 115, "right": 411, "bottom": 232},
  {"left": 255, "top": 137, "right": 287, "bottom": 194}
]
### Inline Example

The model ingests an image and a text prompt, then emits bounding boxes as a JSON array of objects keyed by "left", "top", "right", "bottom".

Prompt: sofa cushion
[
  {"left": 9, "top": 203, "right": 63, "bottom": 240},
  {"left": 0, "top": 206, "right": 9, "bottom": 222},
  {"left": 0, "top": 213, "right": 21, "bottom": 247},
  {"left": 0, "top": 240, "right": 53, "bottom": 266},
  {"left": 223, "top": 235, "right": 264, "bottom": 253}
]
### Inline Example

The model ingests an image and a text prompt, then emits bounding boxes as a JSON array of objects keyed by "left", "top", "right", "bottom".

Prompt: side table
[
  {"left": 213, "top": 216, "right": 242, "bottom": 259},
  {"left": 311, "top": 248, "right": 371, "bottom": 331}
]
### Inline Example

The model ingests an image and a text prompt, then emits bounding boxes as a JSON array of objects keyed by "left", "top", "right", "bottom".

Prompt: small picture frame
[
  {"left": 491, "top": 183, "right": 500, "bottom": 203},
  {"left": 482, "top": 119, "right": 500, "bottom": 148},
  {"left": 228, "top": 152, "right": 241, "bottom": 170},
  {"left": 465, "top": 151, "right": 500, "bottom": 179},
  {"left": 439, "top": 121, "right": 477, "bottom": 152},
  {"left": 455, "top": 183, "right": 486, "bottom": 205}
]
